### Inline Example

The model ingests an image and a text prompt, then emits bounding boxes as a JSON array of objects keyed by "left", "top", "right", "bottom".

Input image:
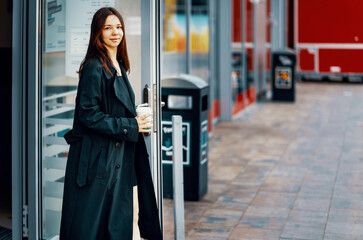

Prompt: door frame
[
  {"left": 141, "top": 0, "right": 164, "bottom": 233},
  {"left": 13, "top": 0, "right": 164, "bottom": 239},
  {"left": 12, "top": 0, "right": 27, "bottom": 238}
]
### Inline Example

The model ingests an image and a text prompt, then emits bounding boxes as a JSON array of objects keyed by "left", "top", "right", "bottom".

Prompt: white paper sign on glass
[
  {"left": 65, "top": 0, "right": 115, "bottom": 77},
  {"left": 46, "top": 0, "right": 66, "bottom": 52}
]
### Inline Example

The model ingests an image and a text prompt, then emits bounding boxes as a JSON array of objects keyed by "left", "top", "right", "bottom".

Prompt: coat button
[
  {"left": 123, "top": 128, "right": 128, "bottom": 134},
  {"left": 115, "top": 142, "right": 120, "bottom": 147},
  {"left": 116, "top": 164, "right": 120, "bottom": 169}
]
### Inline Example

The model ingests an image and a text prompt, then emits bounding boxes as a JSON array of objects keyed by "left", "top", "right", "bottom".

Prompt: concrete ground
[{"left": 162, "top": 82, "right": 363, "bottom": 240}]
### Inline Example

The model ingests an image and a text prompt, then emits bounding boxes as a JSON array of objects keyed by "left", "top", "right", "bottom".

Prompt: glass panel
[
  {"left": 42, "top": 1, "right": 78, "bottom": 237},
  {"left": 190, "top": 0, "right": 209, "bottom": 82},
  {"left": 162, "top": 0, "right": 187, "bottom": 77},
  {"left": 41, "top": 0, "right": 143, "bottom": 238},
  {"left": 245, "top": 0, "right": 255, "bottom": 105},
  {"left": 231, "top": 0, "right": 244, "bottom": 114}
]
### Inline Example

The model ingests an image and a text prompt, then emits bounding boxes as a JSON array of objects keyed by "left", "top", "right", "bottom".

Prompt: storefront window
[
  {"left": 41, "top": 0, "right": 142, "bottom": 238},
  {"left": 190, "top": 0, "right": 209, "bottom": 82},
  {"left": 162, "top": 0, "right": 187, "bottom": 77},
  {"left": 231, "top": 0, "right": 244, "bottom": 115},
  {"left": 245, "top": 0, "right": 255, "bottom": 105}
]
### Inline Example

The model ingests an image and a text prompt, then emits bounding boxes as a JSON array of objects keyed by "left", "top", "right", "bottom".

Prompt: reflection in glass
[
  {"left": 42, "top": 0, "right": 78, "bottom": 237},
  {"left": 190, "top": 0, "right": 210, "bottom": 82},
  {"left": 245, "top": 0, "right": 255, "bottom": 105},
  {"left": 41, "top": 53, "right": 76, "bottom": 237},
  {"left": 231, "top": 0, "right": 244, "bottom": 114},
  {"left": 162, "top": 0, "right": 187, "bottom": 77}
]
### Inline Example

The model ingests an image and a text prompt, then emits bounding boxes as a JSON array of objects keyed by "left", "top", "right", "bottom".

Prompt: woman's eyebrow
[{"left": 104, "top": 24, "right": 122, "bottom": 26}]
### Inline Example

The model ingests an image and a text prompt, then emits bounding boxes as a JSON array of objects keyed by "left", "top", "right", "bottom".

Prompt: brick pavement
[{"left": 162, "top": 82, "right": 363, "bottom": 240}]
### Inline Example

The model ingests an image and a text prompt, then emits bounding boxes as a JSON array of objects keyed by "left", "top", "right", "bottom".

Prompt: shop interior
[{"left": 0, "top": 0, "right": 13, "bottom": 234}]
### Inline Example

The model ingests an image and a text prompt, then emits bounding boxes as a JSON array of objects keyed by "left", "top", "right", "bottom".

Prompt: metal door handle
[
  {"left": 153, "top": 84, "right": 158, "bottom": 133},
  {"left": 142, "top": 85, "right": 152, "bottom": 136}
]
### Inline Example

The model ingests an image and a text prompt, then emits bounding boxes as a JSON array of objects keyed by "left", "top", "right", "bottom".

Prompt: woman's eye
[
  {"left": 105, "top": 27, "right": 110, "bottom": 30},
  {"left": 117, "top": 26, "right": 122, "bottom": 29}
]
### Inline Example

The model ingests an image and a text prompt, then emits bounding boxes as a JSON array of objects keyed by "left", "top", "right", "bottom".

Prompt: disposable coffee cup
[{"left": 136, "top": 107, "right": 153, "bottom": 130}]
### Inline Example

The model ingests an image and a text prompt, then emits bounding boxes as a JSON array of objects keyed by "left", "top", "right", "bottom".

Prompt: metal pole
[
  {"left": 186, "top": 0, "right": 192, "bottom": 74},
  {"left": 172, "top": 115, "right": 185, "bottom": 240},
  {"left": 218, "top": 0, "right": 232, "bottom": 121}
]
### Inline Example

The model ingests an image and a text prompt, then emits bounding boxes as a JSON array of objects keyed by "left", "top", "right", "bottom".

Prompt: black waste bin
[
  {"left": 161, "top": 74, "right": 209, "bottom": 201},
  {"left": 272, "top": 49, "right": 296, "bottom": 102}
]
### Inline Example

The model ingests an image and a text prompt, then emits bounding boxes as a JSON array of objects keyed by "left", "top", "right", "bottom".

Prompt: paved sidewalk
[{"left": 162, "top": 82, "right": 363, "bottom": 240}]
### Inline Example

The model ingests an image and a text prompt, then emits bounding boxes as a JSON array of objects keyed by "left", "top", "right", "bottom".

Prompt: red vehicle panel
[
  {"left": 296, "top": 0, "right": 363, "bottom": 75},
  {"left": 298, "top": 49, "right": 315, "bottom": 72},
  {"left": 298, "top": 0, "right": 363, "bottom": 44},
  {"left": 319, "top": 49, "right": 363, "bottom": 74}
]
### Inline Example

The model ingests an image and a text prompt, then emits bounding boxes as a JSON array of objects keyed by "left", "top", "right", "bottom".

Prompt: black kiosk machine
[{"left": 161, "top": 75, "right": 209, "bottom": 201}]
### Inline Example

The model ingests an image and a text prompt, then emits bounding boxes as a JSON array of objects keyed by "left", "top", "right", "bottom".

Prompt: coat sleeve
[{"left": 77, "top": 62, "right": 139, "bottom": 142}]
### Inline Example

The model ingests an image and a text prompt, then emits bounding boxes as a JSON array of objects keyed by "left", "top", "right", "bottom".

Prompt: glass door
[{"left": 36, "top": 0, "right": 162, "bottom": 239}]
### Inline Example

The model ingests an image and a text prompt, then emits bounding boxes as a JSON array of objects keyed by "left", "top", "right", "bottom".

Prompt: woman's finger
[
  {"left": 140, "top": 119, "right": 152, "bottom": 124},
  {"left": 139, "top": 128, "right": 152, "bottom": 133},
  {"left": 140, "top": 124, "right": 152, "bottom": 129},
  {"left": 136, "top": 116, "right": 153, "bottom": 132},
  {"left": 140, "top": 113, "right": 152, "bottom": 120}
]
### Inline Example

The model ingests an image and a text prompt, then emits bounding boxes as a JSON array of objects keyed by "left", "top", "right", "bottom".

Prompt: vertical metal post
[
  {"left": 271, "top": 0, "right": 287, "bottom": 51},
  {"left": 253, "top": 0, "right": 267, "bottom": 99},
  {"left": 218, "top": 0, "right": 232, "bottom": 121},
  {"left": 172, "top": 115, "right": 185, "bottom": 240},
  {"left": 186, "top": 0, "right": 192, "bottom": 74},
  {"left": 208, "top": 0, "right": 216, "bottom": 128}
]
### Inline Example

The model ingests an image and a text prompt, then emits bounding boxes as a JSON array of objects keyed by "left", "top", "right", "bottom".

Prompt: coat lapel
[
  {"left": 102, "top": 60, "right": 136, "bottom": 116},
  {"left": 120, "top": 65, "right": 136, "bottom": 110}
]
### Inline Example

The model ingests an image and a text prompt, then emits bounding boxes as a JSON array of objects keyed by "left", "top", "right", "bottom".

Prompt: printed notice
[
  {"left": 65, "top": 0, "right": 115, "bottom": 77},
  {"left": 46, "top": 0, "right": 66, "bottom": 52}
]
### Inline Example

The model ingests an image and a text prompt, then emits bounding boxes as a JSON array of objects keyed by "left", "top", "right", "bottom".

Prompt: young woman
[{"left": 60, "top": 7, "right": 162, "bottom": 240}]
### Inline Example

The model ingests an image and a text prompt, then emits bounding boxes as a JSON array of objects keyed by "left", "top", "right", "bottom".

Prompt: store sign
[
  {"left": 161, "top": 121, "right": 190, "bottom": 165},
  {"left": 275, "top": 67, "right": 292, "bottom": 89}
]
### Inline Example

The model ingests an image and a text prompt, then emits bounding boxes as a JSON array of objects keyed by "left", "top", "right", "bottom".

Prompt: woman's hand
[{"left": 135, "top": 113, "right": 153, "bottom": 133}]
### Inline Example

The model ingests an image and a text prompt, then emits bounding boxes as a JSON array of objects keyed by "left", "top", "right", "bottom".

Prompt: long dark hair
[{"left": 79, "top": 7, "right": 130, "bottom": 77}]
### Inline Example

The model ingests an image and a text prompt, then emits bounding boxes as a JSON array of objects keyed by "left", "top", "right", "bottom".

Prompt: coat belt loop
[{"left": 76, "top": 134, "right": 91, "bottom": 187}]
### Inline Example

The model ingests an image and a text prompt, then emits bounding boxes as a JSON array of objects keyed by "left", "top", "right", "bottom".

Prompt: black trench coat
[{"left": 60, "top": 58, "right": 162, "bottom": 240}]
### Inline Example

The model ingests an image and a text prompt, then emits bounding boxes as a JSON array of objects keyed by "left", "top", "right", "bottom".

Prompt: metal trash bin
[
  {"left": 161, "top": 74, "right": 209, "bottom": 201},
  {"left": 272, "top": 49, "right": 296, "bottom": 102}
]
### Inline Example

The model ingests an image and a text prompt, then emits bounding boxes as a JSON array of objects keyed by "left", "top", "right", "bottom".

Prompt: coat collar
[
  {"left": 120, "top": 64, "right": 136, "bottom": 109},
  {"left": 102, "top": 59, "right": 117, "bottom": 80},
  {"left": 102, "top": 60, "right": 137, "bottom": 116}
]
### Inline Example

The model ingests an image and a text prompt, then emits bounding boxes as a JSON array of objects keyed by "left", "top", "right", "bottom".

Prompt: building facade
[{"left": 1, "top": 0, "right": 290, "bottom": 239}]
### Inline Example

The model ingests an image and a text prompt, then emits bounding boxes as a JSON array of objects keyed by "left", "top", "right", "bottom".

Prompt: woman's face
[{"left": 101, "top": 15, "right": 124, "bottom": 51}]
